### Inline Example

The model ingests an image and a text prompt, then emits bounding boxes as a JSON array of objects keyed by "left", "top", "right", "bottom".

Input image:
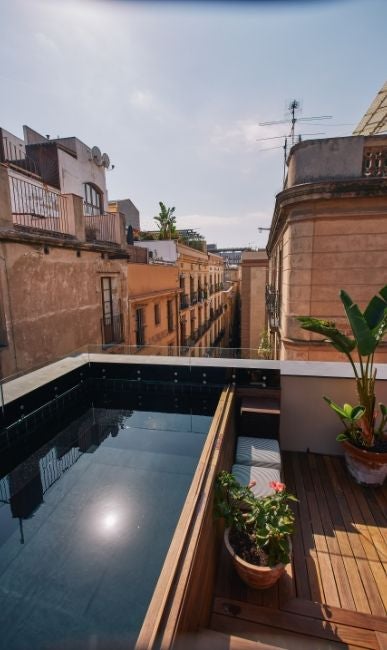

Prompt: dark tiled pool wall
[
  {"left": 0, "top": 382, "right": 88, "bottom": 475},
  {"left": 1, "top": 361, "right": 280, "bottom": 432},
  {"left": 0, "top": 367, "right": 87, "bottom": 428}
]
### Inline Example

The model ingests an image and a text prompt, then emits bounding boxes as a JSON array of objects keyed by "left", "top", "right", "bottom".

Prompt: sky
[{"left": 1, "top": 0, "right": 386, "bottom": 248}]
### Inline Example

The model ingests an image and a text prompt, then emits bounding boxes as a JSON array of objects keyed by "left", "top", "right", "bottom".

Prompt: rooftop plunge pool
[{"left": 0, "top": 378, "right": 223, "bottom": 650}]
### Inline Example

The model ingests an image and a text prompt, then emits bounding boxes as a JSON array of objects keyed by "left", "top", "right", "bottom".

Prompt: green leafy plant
[
  {"left": 153, "top": 202, "right": 177, "bottom": 240},
  {"left": 298, "top": 286, "right": 387, "bottom": 448},
  {"left": 215, "top": 471, "right": 296, "bottom": 567}
]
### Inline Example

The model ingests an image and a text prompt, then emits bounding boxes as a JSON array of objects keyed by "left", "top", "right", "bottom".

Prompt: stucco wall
[
  {"left": 286, "top": 136, "right": 365, "bottom": 187},
  {"left": 0, "top": 240, "right": 128, "bottom": 378},
  {"left": 275, "top": 195, "right": 387, "bottom": 361},
  {"left": 58, "top": 141, "right": 108, "bottom": 210}
]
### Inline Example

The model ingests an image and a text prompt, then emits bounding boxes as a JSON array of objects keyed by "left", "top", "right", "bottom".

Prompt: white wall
[
  {"left": 58, "top": 140, "right": 108, "bottom": 209},
  {"left": 134, "top": 240, "right": 178, "bottom": 263}
]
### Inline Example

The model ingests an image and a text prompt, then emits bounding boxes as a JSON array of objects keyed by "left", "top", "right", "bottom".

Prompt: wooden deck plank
[
  {"left": 308, "top": 454, "right": 356, "bottom": 610},
  {"left": 282, "top": 598, "right": 387, "bottom": 633},
  {"left": 281, "top": 452, "right": 311, "bottom": 601},
  {"left": 212, "top": 599, "right": 380, "bottom": 649},
  {"left": 210, "top": 452, "right": 387, "bottom": 650},
  {"left": 330, "top": 457, "right": 386, "bottom": 617},
  {"left": 324, "top": 456, "right": 373, "bottom": 614},
  {"left": 182, "top": 628, "right": 285, "bottom": 650},
  {"left": 298, "top": 453, "right": 342, "bottom": 606},
  {"left": 210, "top": 613, "right": 356, "bottom": 650}
]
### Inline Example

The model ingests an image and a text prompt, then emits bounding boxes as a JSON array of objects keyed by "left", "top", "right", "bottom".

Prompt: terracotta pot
[
  {"left": 342, "top": 440, "right": 387, "bottom": 486},
  {"left": 224, "top": 528, "right": 288, "bottom": 590}
]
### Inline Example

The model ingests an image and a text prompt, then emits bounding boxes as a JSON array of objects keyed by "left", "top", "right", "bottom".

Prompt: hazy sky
[{"left": 1, "top": 0, "right": 386, "bottom": 247}]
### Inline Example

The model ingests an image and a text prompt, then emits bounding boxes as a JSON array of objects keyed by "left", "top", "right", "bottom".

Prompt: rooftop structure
[{"left": 353, "top": 80, "right": 387, "bottom": 136}]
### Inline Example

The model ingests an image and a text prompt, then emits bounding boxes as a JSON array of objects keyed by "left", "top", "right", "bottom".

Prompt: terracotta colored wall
[
  {"left": 127, "top": 263, "right": 179, "bottom": 351},
  {"left": 241, "top": 252, "right": 268, "bottom": 351}
]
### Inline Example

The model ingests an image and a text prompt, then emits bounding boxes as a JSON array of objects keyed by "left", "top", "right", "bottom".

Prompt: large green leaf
[
  {"left": 363, "top": 286, "right": 387, "bottom": 330},
  {"left": 340, "top": 290, "right": 377, "bottom": 355},
  {"left": 297, "top": 316, "right": 356, "bottom": 354}
]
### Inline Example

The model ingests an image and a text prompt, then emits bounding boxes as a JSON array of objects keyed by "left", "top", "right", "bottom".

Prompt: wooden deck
[{"left": 208, "top": 452, "right": 387, "bottom": 650}]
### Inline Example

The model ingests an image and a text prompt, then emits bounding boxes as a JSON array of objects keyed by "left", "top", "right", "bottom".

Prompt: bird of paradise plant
[{"left": 298, "top": 286, "right": 387, "bottom": 448}]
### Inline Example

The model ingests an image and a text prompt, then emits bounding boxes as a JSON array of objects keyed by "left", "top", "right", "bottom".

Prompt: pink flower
[{"left": 269, "top": 481, "right": 286, "bottom": 493}]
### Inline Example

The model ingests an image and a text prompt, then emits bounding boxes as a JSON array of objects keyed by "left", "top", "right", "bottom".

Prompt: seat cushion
[
  {"left": 235, "top": 436, "right": 281, "bottom": 470},
  {"left": 231, "top": 464, "right": 282, "bottom": 499}
]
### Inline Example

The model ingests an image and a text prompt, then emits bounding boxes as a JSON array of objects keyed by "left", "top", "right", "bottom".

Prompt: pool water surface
[{"left": 0, "top": 401, "right": 214, "bottom": 649}]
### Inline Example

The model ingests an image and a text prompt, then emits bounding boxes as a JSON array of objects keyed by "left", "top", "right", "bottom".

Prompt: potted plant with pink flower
[{"left": 215, "top": 471, "right": 297, "bottom": 589}]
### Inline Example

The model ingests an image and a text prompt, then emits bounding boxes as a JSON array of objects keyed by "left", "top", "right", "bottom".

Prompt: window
[
  {"left": 136, "top": 308, "right": 145, "bottom": 347},
  {"left": 154, "top": 303, "right": 161, "bottom": 325},
  {"left": 84, "top": 183, "right": 103, "bottom": 216},
  {"left": 167, "top": 300, "right": 174, "bottom": 332}
]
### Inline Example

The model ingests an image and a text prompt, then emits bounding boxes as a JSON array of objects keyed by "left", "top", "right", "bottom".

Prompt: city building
[
  {"left": 266, "top": 134, "right": 387, "bottom": 361},
  {"left": 0, "top": 125, "right": 148, "bottom": 379},
  {"left": 127, "top": 262, "right": 180, "bottom": 353},
  {"left": 135, "top": 239, "right": 228, "bottom": 354},
  {"left": 108, "top": 198, "right": 140, "bottom": 232},
  {"left": 240, "top": 250, "right": 268, "bottom": 353}
]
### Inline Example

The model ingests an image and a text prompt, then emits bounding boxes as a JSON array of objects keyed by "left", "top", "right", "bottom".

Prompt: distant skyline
[{"left": 1, "top": 0, "right": 386, "bottom": 247}]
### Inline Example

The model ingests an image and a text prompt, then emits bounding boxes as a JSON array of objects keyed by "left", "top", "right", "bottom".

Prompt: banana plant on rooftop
[{"left": 298, "top": 286, "right": 387, "bottom": 447}]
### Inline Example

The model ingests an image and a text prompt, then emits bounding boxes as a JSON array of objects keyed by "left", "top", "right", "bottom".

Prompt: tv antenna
[{"left": 259, "top": 99, "right": 332, "bottom": 146}]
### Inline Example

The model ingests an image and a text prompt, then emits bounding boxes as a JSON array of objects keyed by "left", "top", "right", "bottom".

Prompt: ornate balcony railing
[
  {"left": 265, "top": 284, "right": 280, "bottom": 330},
  {"left": 363, "top": 147, "right": 387, "bottom": 177},
  {"left": 190, "top": 291, "right": 198, "bottom": 305}
]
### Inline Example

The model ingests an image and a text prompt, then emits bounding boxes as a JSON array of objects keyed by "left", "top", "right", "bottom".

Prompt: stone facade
[
  {"left": 240, "top": 251, "right": 268, "bottom": 353},
  {"left": 267, "top": 135, "right": 387, "bottom": 361}
]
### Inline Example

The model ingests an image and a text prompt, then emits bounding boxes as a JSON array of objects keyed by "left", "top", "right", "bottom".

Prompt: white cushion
[
  {"left": 231, "top": 464, "right": 281, "bottom": 499},
  {"left": 235, "top": 436, "right": 281, "bottom": 470}
]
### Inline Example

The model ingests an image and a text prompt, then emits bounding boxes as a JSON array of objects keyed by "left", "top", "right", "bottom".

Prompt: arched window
[{"left": 84, "top": 183, "right": 103, "bottom": 216}]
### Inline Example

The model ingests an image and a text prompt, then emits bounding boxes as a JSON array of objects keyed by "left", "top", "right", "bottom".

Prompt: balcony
[
  {"left": 266, "top": 284, "right": 280, "bottom": 330},
  {"left": 190, "top": 291, "right": 198, "bottom": 305},
  {"left": 101, "top": 313, "right": 124, "bottom": 345},
  {"left": 84, "top": 211, "right": 121, "bottom": 245},
  {"left": 135, "top": 326, "right": 146, "bottom": 349},
  {"left": 180, "top": 294, "right": 190, "bottom": 310},
  {"left": 9, "top": 173, "right": 72, "bottom": 237}
]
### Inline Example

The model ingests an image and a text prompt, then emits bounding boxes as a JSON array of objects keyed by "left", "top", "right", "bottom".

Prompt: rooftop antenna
[{"left": 259, "top": 99, "right": 332, "bottom": 146}]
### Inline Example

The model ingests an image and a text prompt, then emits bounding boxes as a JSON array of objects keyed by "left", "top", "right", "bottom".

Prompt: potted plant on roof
[
  {"left": 298, "top": 286, "right": 387, "bottom": 486},
  {"left": 214, "top": 471, "right": 296, "bottom": 589}
]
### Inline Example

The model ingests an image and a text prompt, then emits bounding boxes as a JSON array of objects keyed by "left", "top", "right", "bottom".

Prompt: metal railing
[
  {"left": 190, "top": 291, "right": 198, "bottom": 305},
  {"left": 135, "top": 326, "right": 146, "bottom": 349},
  {"left": 265, "top": 284, "right": 280, "bottom": 330},
  {"left": 9, "top": 174, "right": 71, "bottom": 235},
  {"left": 84, "top": 211, "right": 119, "bottom": 244},
  {"left": 101, "top": 313, "right": 124, "bottom": 345},
  {"left": 180, "top": 294, "right": 190, "bottom": 309}
]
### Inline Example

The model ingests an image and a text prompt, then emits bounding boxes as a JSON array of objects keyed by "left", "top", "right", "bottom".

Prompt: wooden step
[
  {"left": 212, "top": 597, "right": 382, "bottom": 649},
  {"left": 182, "top": 628, "right": 285, "bottom": 649}
]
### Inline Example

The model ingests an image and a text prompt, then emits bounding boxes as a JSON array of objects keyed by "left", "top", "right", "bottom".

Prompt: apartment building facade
[
  {"left": 266, "top": 134, "right": 387, "bottom": 361},
  {"left": 240, "top": 250, "right": 268, "bottom": 353},
  {"left": 135, "top": 240, "right": 228, "bottom": 354},
  {"left": 127, "top": 263, "right": 179, "bottom": 353},
  {"left": 0, "top": 125, "right": 148, "bottom": 379}
]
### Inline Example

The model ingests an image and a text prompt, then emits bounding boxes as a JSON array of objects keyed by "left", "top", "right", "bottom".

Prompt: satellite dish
[
  {"left": 91, "top": 146, "right": 102, "bottom": 165},
  {"left": 102, "top": 152, "right": 110, "bottom": 169}
]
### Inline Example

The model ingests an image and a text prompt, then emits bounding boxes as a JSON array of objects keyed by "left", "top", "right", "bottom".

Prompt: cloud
[
  {"left": 209, "top": 118, "right": 290, "bottom": 155},
  {"left": 34, "top": 32, "right": 60, "bottom": 54},
  {"left": 128, "top": 89, "right": 156, "bottom": 111}
]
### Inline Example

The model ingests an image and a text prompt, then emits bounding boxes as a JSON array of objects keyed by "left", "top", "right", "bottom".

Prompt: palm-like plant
[
  {"left": 154, "top": 202, "right": 177, "bottom": 240},
  {"left": 298, "top": 286, "right": 387, "bottom": 447}
]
